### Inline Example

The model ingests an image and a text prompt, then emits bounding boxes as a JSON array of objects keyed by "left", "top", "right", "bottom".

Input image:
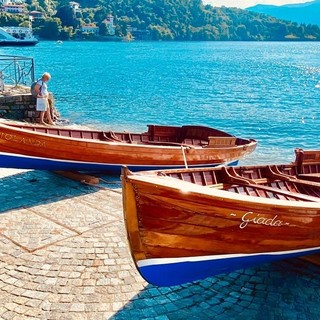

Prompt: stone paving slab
[
  {"left": 30, "top": 196, "right": 119, "bottom": 234},
  {"left": 0, "top": 168, "right": 320, "bottom": 320},
  {"left": 0, "top": 208, "right": 77, "bottom": 252}
]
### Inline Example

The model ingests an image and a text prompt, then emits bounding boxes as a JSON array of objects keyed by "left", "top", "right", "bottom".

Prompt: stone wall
[{"left": 0, "top": 86, "right": 39, "bottom": 123}]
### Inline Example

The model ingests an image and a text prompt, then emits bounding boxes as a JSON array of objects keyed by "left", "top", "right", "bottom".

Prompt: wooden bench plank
[{"left": 208, "top": 136, "right": 236, "bottom": 147}]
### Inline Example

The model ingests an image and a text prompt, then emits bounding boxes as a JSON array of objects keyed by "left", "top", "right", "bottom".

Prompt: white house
[
  {"left": 81, "top": 24, "right": 99, "bottom": 35},
  {"left": 2, "top": 4, "right": 25, "bottom": 13},
  {"left": 29, "top": 10, "right": 44, "bottom": 19},
  {"left": 69, "top": 1, "right": 80, "bottom": 10}
]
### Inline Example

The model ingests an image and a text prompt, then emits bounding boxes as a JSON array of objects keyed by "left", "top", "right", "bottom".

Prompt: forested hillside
[{"left": 2, "top": 0, "right": 320, "bottom": 41}]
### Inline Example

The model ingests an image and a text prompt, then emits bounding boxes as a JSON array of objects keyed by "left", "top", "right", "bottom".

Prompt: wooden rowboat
[
  {"left": 0, "top": 122, "right": 257, "bottom": 172},
  {"left": 121, "top": 148, "right": 320, "bottom": 286}
]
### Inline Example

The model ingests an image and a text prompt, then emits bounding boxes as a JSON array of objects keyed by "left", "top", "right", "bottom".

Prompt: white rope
[{"left": 181, "top": 146, "right": 188, "bottom": 168}]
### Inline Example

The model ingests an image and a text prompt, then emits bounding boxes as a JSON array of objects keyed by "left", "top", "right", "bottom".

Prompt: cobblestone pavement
[{"left": 0, "top": 169, "right": 320, "bottom": 320}]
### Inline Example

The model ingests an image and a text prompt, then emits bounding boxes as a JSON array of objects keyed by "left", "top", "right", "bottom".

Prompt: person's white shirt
[{"left": 37, "top": 79, "right": 49, "bottom": 97}]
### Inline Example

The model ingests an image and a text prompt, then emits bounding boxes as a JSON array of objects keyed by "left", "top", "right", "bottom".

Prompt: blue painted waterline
[
  {"left": 137, "top": 247, "right": 320, "bottom": 286},
  {"left": 0, "top": 152, "right": 238, "bottom": 174}
]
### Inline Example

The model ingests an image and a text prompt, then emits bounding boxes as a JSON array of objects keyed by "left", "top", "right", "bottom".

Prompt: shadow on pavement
[
  {"left": 0, "top": 170, "right": 103, "bottom": 213},
  {"left": 111, "top": 258, "right": 320, "bottom": 320}
]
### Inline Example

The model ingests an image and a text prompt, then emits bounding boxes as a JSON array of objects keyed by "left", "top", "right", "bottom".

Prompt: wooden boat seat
[
  {"left": 295, "top": 148, "right": 320, "bottom": 175},
  {"left": 207, "top": 136, "right": 236, "bottom": 147},
  {"left": 147, "top": 125, "right": 181, "bottom": 139},
  {"left": 181, "top": 138, "right": 208, "bottom": 146},
  {"left": 152, "top": 135, "right": 180, "bottom": 143},
  {"left": 142, "top": 140, "right": 195, "bottom": 148},
  {"left": 156, "top": 160, "right": 320, "bottom": 201},
  {"left": 227, "top": 183, "right": 320, "bottom": 202},
  {"left": 130, "top": 134, "right": 150, "bottom": 143},
  {"left": 147, "top": 125, "right": 232, "bottom": 147},
  {"left": 299, "top": 163, "right": 320, "bottom": 175},
  {"left": 298, "top": 173, "right": 320, "bottom": 183},
  {"left": 219, "top": 166, "right": 320, "bottom": 201},
  {"left": 100, "top": 131, "right": 123, "bottom": 142},
  {"left": 222, "top": 167, "right": 297, "bottom": 193},
  {"left": 100, "top": 131, "right": 194, "bottom": 147},
  {"left": 266, "top": 165, "right": 320, "bottom": 188},
  {"left": 102, "top": 131, "right": 149, "bottom": 143}
]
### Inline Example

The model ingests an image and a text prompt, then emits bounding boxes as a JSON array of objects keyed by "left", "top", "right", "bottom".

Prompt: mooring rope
[{"left": 181, "top": 146, "right": 189, "bottom": 169}]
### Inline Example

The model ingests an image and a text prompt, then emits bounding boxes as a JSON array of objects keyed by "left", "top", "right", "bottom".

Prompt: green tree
[
  {"left": 0, "top": 13, "right": 24, "bottom": 27},
  {"left": 99, "top": 22, "right": 108, "bottom": 35},
  {"left": 9, "top": 0, "right": 320, "bottom": 41},
  {"left": 55, "top": 5, "right": 78, "bottom": 29},
  {"left": 236, "top": 24, "right": 249, "bottom": 40},
  {"left": 59, "top": 26, "right": 73, "bottom": 40},
  {"left": 38, "top": 18, "right": 61, "bottom": 39}
]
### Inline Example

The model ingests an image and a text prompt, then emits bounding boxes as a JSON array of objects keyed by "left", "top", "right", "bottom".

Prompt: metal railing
[{"left": 0, "top": 55, "right": 35, "bottom": 91}]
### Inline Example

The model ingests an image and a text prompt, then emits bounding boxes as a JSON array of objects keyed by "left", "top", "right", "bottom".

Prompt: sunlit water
[{"left": 2, "top": 41, "right": 320, "bottom": 165}]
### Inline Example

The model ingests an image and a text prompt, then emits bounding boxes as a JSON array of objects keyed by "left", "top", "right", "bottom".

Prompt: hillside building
[
  {"left": 1, "top": 3, "right": 25, "bottom": 13},
  {"left": 81, "top": 24, "right": 99, "bottom": 35},
  {"left": 102, "top": 14, "right": 115, "bottom": 35},
  {"left": 29, "top": 10, "right": 44, "bottom": 19},
  {"left": 69, "top": 1, "right": 80, "bottom": 11}
]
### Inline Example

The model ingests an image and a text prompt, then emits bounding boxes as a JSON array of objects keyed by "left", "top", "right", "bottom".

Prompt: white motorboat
[{"left": 0, "top": 26, "right": 38, "bottom": 46}]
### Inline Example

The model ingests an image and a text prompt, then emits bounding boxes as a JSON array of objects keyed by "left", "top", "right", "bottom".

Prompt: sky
[{"left": 202, "top": 0, "right": 313, "bottom": 9}]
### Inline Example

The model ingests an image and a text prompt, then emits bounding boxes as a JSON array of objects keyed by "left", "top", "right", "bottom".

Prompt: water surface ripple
[{"left": 2, "top": 41, "right": 320, "bottom": 164}]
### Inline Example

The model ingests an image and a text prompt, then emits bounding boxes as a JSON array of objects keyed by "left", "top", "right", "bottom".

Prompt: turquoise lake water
[{"left": 1, "top": 41, "right": 320, "bottom": 165}]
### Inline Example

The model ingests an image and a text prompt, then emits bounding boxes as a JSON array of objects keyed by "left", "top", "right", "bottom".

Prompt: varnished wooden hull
[
  {"left": 0, "top": 122, "right": 257, "bottom": 172},
  {"left": 122, "top": 152, "right": 320, "bottom": 286},
  {"left": 0, "top": 151, "right": 239, "bottom": 172}
]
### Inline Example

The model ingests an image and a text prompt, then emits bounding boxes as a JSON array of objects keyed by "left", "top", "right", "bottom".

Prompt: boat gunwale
[
  {"left": 0, "top": 122, "right": 257, "bottom": 150},
  {"left": 125, "top": 171, "right": 320, "bottom": 208}
]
